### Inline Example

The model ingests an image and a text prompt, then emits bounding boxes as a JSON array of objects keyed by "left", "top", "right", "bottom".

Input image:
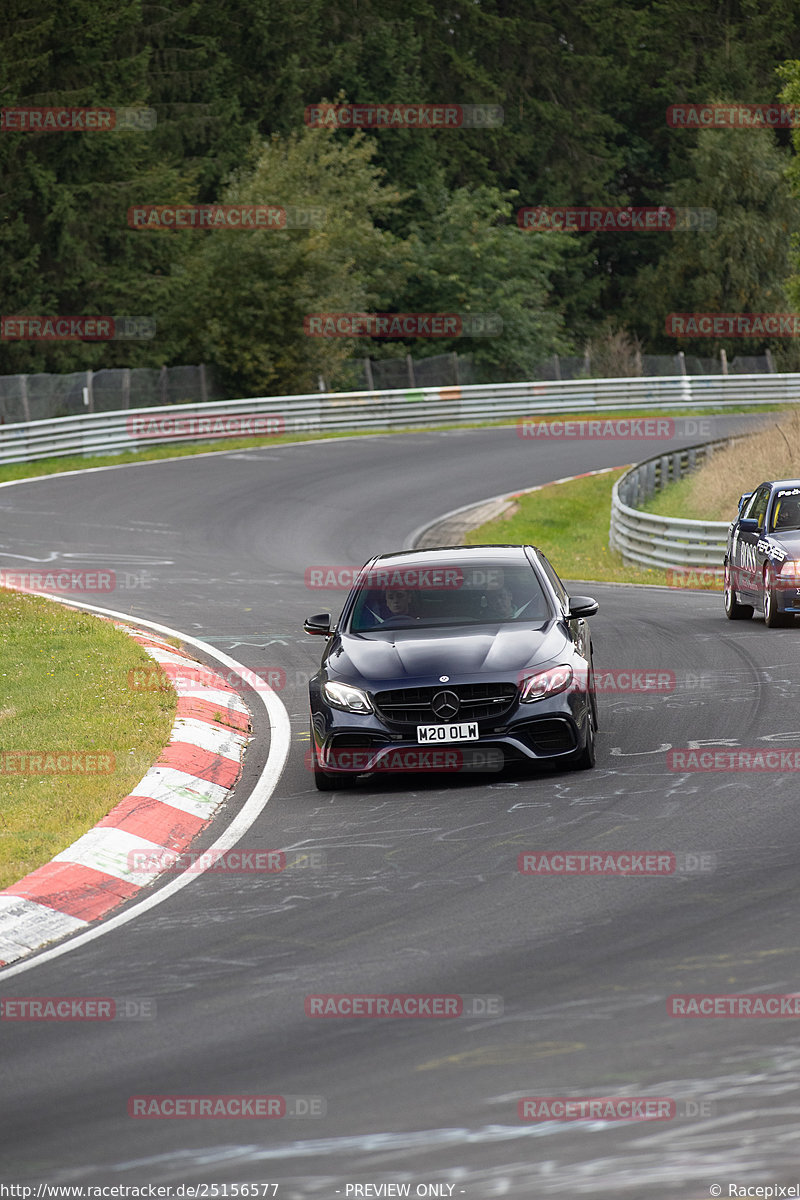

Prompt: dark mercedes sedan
[{"left": 303, "top": 545, "right": 598, "bottom": 789}]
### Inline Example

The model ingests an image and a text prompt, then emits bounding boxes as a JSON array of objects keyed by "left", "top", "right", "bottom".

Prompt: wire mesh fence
[
  {"left": 0, "top": 364, "right": 222, "bottom": 424},
  {"left": 0, "top": 350, "right": 778, "bottom": 423},
  {"left": 339, "top": 350, "right": 775, "bottom": 392}
]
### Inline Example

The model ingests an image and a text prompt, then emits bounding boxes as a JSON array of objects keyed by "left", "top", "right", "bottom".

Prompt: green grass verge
[
  {"left": 465, "top": 465, "right": 722, "bottom": 591},
  {"left": 638, "top": 473, "right": 703, "bottom": 519},
  {"left": 0, "top": 403, "right": 788, "bottom": 487},
  {"left": 0, "top": 591, "right": 177, "bottom": 890}
]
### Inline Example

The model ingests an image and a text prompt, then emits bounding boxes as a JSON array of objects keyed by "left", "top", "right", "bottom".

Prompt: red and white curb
[{"left": 0, "top": 622, "right": 251, "bottom": 968}]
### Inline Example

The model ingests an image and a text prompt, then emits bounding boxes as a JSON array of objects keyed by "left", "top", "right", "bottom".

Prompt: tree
[
  {"left": 167, "top": 126, "right": 406, "bottom": 395},
  {"left": 385, "top": 178, "right": 576, "bottom": 378},
  {"left": 0, "top": 0, "right": 189, "bottom": 374},
  {"left": 626, "top": 123, "right": 798, "bottom": 355}
]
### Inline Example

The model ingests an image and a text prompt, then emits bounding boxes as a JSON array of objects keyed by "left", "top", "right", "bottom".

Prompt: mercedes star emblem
[{"left": 432, "top": 690, "right": 460, "bottom": 720}]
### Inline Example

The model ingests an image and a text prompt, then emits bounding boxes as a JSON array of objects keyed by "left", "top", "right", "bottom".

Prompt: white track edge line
[{"left": 0, "top": 593, "right": 292, "bottom": 979}]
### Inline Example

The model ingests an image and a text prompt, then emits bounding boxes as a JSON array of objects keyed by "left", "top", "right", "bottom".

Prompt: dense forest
[{"left": 3, "top": 0, "right": 800, "bottom": 394}]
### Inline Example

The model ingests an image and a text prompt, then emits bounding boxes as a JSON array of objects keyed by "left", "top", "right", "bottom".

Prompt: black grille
[
  {"left": 329, "top": 732, "right": 386, "bottom": 749},
  {"left": 517, "top": 718, "right": 576, "bottom": 756},
  {"left": 374, "top": 682, "right": 518, "bottom": 726}
]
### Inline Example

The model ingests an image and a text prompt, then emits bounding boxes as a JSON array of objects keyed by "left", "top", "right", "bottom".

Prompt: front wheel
[
  {"left": 313, "top": 759, "right": 339, "bottom": 791},
  {"left": 569, "top": 704, "right": 596, "bottom": 770},
  {"left": 764, "top": 566, "right": 788, "bottom": 628},
  {"left": 724, "top": 560, "right": 753, "bottom": 621},
  {"left": 310, "top": 723, "right": 349, "bottom": 790}
]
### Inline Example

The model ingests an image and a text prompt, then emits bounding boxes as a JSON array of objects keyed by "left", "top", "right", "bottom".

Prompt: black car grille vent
[{"left": 374, "top": 682, "right": 518, "bottom": 725}]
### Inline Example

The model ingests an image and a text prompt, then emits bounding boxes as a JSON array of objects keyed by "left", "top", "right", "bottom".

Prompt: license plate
[{"left": 417, "top": 722, "right": 479, "bottom": 743}]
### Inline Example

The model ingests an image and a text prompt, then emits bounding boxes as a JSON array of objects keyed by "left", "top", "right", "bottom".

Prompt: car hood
[{"left": 327, "top": 622, "right": 571, "bottom": 686}]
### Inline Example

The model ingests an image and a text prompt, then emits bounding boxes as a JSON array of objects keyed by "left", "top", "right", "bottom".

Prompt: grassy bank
[
  {"left": 465, "top": 465, "right": 722, "bottom": 593},
  {"left": 465, "top": 466, "right": 679, "bottom": 585},
  {"left": 0, "top": 592, "right": 177, "bottom": 890},
  {"left": 642, "top": 410, "right": 800, "bottom": 522}
]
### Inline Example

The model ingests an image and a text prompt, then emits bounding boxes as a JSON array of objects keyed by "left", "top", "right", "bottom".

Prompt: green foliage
[
  {"left": 166, "top": 127, "right": 406, "bottom": 395},
  {"left": 393, "top": 180, "right": 573, "bottom": 376},
  {"left": 3, "top": 0, "right": 800, "bottom": 387},
  {"left": 628, "top": 125, "right": 798, "bottom": 352}
]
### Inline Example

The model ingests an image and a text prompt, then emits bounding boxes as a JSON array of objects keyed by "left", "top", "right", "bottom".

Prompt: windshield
[
  {"left": 348, "top": 562, "right": 551, "bottom": 632},
  {"left": 770, "top": 492, "right": 800, "bottom": 533}
]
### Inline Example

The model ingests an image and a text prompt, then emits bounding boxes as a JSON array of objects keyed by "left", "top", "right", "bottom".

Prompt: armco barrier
[
  {"left": 609, "top": 440, "right": 733, "bottom": 570},
  {"left": 0, "top": 373, "right": 798, "bottom": 466}
]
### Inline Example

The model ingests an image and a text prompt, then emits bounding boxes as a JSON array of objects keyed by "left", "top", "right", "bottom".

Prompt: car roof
[{"left": 367, "top": 545, "right": 541, "bottom": 567}]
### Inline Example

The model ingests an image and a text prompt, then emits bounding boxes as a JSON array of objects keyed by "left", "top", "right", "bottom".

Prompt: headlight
[
  {"left": 323, "top": 680, "right": 373, "bottom": 713},
  {"left": 779, "top": 560, "right": 800, "bottom": 575},
  {"left": 520, "top": 664, "right": 573, "bottom": 702}
]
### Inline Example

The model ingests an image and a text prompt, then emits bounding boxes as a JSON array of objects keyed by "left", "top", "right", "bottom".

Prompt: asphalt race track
[{"left": 3, "top": 414, "right": 800, "bottom": 1197}]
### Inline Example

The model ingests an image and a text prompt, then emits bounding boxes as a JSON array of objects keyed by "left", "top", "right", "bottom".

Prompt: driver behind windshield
[
  {"left": 484, "top": 585, "right": 515, "bottom": 618},
  {"left": 386, "top": 588, "right": 414, "bottom": 615},
  {"left": 772, "top": 497, "right": 800, "bottom": 531},
  {"left": 351, "top": 563, "right": 549, "bottom": 631}
]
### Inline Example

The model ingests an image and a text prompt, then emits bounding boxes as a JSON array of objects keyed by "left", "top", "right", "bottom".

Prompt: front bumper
[{"left": 309, "top": 685, "right": 593, "bottom": 778}]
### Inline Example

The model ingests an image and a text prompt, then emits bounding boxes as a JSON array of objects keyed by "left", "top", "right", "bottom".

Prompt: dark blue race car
[{"left": 724, "top": 479, "right": 800, "bottom": 627}]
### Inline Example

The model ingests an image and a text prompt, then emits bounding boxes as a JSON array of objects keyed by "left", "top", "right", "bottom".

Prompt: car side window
[
  {"left": 536, "top": 552, "right": 568, "bottom": 611},
  {"left": 743, "top": 486, "right": 770, "bottom": 529}
]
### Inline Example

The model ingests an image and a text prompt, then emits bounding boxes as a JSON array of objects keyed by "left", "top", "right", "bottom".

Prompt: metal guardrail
[
  {"left": 0, "top": 372, "right": 798, "bottom": 466},
  {"left": 609, "top": 440, "right": 733, "bottom": 570}
]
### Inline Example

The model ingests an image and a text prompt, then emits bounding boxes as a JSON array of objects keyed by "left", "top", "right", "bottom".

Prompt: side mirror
[
  {"left": 738, "top": 518, "right": 760, "bottom": 534},
  {"left": 304, "top": 612, "right": 332, "bottom": 636},
  {"left": 568, "top": 596, "right": 598, "bottom": 619}
]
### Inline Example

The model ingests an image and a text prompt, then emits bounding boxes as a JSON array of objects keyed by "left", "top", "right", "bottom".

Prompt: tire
[
  {"left": 588, "top": 661, "right": 599, "bottom": 732},
  {"left": 569, "top": 703, "right": 596, "bottom": 770},
  {"left": 763, "top": 565, "right": 788, "bottom": 628},
  {"left": 724, "top": 560, "right": 753, "bottom": 621},
  {"left": 313, "top": 759, "right": 339, "bottom": 791},
  {"left": 310, "top": 724, "right": 348, "bottom": 791}
]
